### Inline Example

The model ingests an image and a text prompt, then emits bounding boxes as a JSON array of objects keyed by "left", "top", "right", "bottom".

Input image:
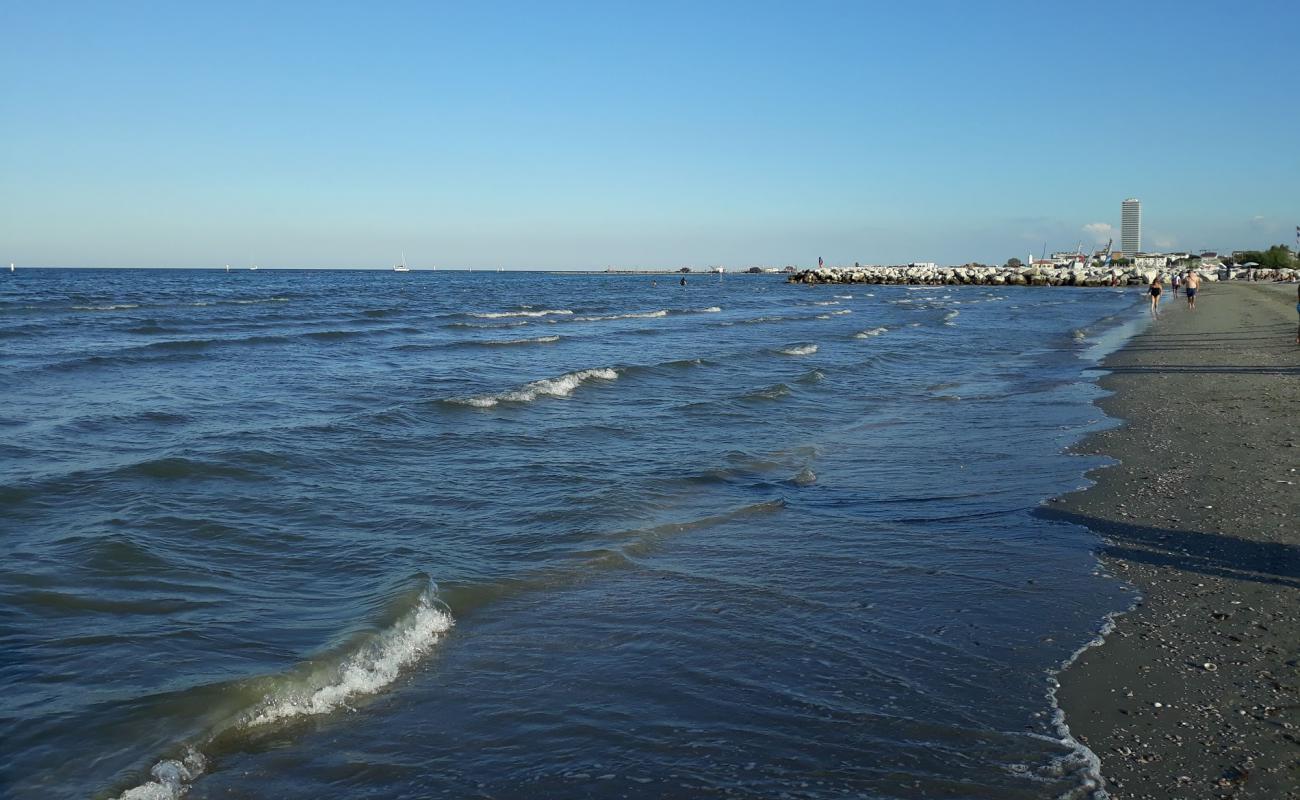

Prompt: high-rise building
[{"left": 1121, "top": 198, "right": 1141, "bottom": 256}]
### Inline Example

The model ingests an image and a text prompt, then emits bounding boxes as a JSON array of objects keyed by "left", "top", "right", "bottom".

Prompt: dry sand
[{"left": 1045, "top": 282, "right": 1300, "bottom": 798}]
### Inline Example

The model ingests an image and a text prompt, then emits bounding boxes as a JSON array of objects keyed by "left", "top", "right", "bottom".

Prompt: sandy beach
[{"left": 1048, "top": 282, "right": 1300, "bottom": 798}]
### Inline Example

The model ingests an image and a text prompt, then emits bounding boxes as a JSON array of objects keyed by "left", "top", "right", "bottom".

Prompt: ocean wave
[
  {"left": 777, "top": 343, "right": 818, "bottom": 356},
  {"left": 446, "top": 320, "right": 531, "bottom": 329},
  {"left": 451, "top": 367, "right": 619, "bottom": 407},
  {"left": 813, "top": 301, "right": 839, "bottom": 306},
  {"left": 113, "top": 582, "right": 453, "bottom": 800},
  {"left": 742, "top": 383, "right": 791, "bottom": 401},
  {"left": 475, "top": 335, "right": 561, "bottom": 346},
  {"left": 833, "top": 294, "right": 853, "bottom": 299},
  {"left": 943, "top": 310, "right": 960, "bottom": 326},
  {"left": 226, "top": 297, "right": 290, "bottom": 305},
  {"left": 572, "top": 310, "right": 668, "bottom": 322},
  {"left": 124, "top": 322, "right": 181, "bottom": 335},
  {"left": 243, "top": 590, "right": 454, "bottom": 727},
  {"left": 71, "top": 304, "right": 140, "bottom": 311},
  {"left": 470, "top": 309, "right": 573, "bottom": 319},
  {"left": 114, "top": 455, "right": 263, "bottom": 482},
  {"left": 697, "top": 306, "right": 722, "bottom": 313},
  {"left": 303, "top": 329, "right": 371, "bottom": 341},
  {"left": 855, "top": 327, "right": 889, "bottom": 338}
]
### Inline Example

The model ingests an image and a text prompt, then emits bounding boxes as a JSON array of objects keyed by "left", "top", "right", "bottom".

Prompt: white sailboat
[
  {"left": 393, "top": 253, "right": 410, "bottom": 272},
  {"left": 8, "top": 262, "right": 13, "bottom": 273}
]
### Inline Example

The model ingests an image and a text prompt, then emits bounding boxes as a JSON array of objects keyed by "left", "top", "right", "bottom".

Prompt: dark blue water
[{"left": 1, "top": 269, "right": 1137, "bottom": 799}]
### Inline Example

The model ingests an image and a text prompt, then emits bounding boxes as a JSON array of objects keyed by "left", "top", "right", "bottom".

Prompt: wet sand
[{"left": 1046, "top": 282, "right": 1300, "bottom": 798}]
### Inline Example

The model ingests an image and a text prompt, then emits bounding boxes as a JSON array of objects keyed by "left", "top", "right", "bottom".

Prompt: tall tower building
[{"left": 1121, "top": 198, "right": 1141, "bottom": 256}]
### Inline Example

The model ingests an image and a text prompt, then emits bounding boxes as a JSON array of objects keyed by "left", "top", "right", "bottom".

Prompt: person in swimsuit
[
  {"left": 1184, "top": 270, "right": 1200, "bottom": 310},
  {"left": 1148, "top": 276, "right": 1162, "bottom": 317}
]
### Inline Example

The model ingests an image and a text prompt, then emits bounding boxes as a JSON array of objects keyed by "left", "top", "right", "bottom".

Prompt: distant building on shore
[
  {"left": 1133, "top": 253, "right": 1170, "bottom": 269},
  {"left": 1121, "top": 198, "right": 1141, "bottom": 256}
]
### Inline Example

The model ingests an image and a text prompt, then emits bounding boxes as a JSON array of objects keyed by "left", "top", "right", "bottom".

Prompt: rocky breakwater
[{"left": 788, "top": 264, "right": 1299, "bottom": 287}]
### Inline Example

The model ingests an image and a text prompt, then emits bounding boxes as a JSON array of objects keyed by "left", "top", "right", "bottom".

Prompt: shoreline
[{"left": 1045, "top": 282, "right": 1300, "bottom": 798}]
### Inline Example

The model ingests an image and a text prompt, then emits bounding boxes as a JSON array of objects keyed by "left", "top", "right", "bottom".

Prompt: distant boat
[
  {"left": 394, "top": 253, "right": 410, "bottom": 272},
  {"left": 8, "top": 262, "right": 13, "bottom": 273},
  {"left": 249, "top": 265, "right": 258, "bottom": 271},
  {"left": 225, "top": 264, "right": 230, "bottom": 273}
]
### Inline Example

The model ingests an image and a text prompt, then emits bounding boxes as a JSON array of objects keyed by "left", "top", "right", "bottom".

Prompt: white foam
[
  {"left": 813, "top": 300, "right": 839, "bottom": 306},
  {"left": 943, "top": 310, "right": 960, "bottom": 325},
  {"left": 830, "top": 309, "right": 852, "bottom": 315},
  {"left": 833, "top": 294, "right": 853, "bottom": 299},
  {"left": 855, "top": 327, "right": 888, "bottom": 338},
  {"left": 72, "top": 304, "right": 140, "bottom": 311},
  {"left": 456, "top": 368, "right": 619, "bottom": 407},
  {"left": 485, "top": 335, "right": 560, "bottom": 346},
  {"left": 244, "top": 593, "right": 454, "bottom": 727},
  {"left": 778, "top": 344, "right": 818, "bottom": 356},
  {"left": 471, "top": 309, "right": 573, "bottom": 319},
  {"left": 698, "top": 306, "right": 722, "bottom": 313},
  {"left": 115, "top": 749, "right": 206, "bottom": 800},
  {"left": 1036, "top": 609, "right": 1127, "bottom": 799},
  {"left": 572, "top": 310, "right": 668, "bottom": 322}
]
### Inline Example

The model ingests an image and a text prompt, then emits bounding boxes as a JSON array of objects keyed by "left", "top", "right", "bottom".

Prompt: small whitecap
[{"left": 777, "top": 344, "right": 818, "bottom": 356}]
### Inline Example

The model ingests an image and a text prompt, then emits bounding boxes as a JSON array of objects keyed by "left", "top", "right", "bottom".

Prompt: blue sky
[{"left": 3, "top": 0, "right": 1297, "bottom": 268}]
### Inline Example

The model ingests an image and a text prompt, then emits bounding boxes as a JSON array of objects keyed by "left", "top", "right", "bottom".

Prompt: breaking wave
[
  {"left": 470, "top": 309, "right": 573, "bottom": 319},
  {"left": 113, "top": 582, "right": 453, "bottom": 800},
  {"left": 474, "top": 335, "right": 561, "bottom": 346},
  {"left": 777, "top": 344, "right": 818, "bottom": 356},
  {"left": 572, "top": 310, "right": 668, "bottom": 322},
  {"left": 855, "top": 327, "right": 889, "bottom": 338},
  {"left": 451, "top": 367, "right": 619, "bottom": 407},
  {"left": 243, "top": 591, "right": 454, "bottom": 727}
]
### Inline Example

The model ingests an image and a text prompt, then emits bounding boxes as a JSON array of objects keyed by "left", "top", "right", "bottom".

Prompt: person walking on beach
[
  {"left": 1171, "top": 272, "right": 1180, "bottom": 296},
  {"left": 1148, "top": 275, "right": 1163, "bottom": 318},
  {"left": 1184, "top": 270, "right": 1200, "bottom": 311}
]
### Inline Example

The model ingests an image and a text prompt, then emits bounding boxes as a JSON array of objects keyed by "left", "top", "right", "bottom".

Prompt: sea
[{"left": 1, "top": 269, "right": 1143, "bottom": 799}]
